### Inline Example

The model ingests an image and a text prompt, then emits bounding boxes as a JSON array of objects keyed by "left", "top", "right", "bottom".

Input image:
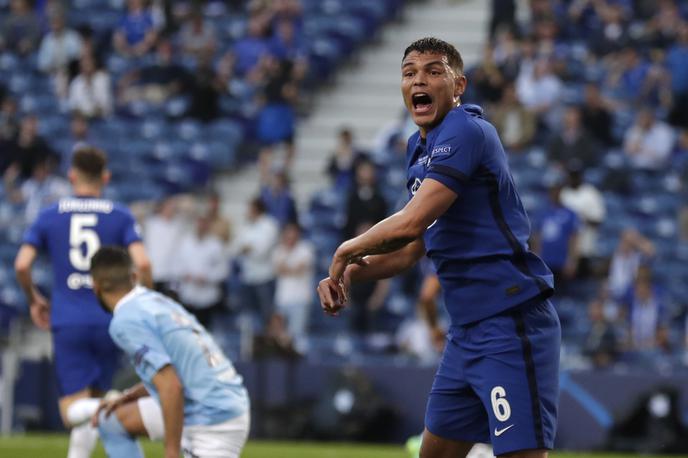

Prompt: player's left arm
[
  {"left": 14, "top": 244, "right": 50, "bottom": 330},
  {"left": 329, "top": 178, "right": 457, "bottom": 281},
  {"left": 152, "top": 365, "right": 184, "bottom": 458},
  {"left": 128, "top": 242, "right": 153, "bottom": 288}
]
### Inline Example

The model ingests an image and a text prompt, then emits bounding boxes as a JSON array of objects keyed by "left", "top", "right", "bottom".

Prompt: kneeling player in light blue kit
[{"left": 89, "top": 246, "right": 250, "bottom": 458}]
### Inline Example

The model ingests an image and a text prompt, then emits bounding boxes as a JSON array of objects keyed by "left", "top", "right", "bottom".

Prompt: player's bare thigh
[
  {"left": 59, "top": 388, "right": 102, "bottom": 427},
  {"left": 420, "top": 429, "right": 548, "bottom": 458}
]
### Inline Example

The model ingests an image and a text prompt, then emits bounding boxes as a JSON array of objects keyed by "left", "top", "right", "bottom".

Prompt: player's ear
[
  {"left": 454, "top": 73, "right": 467, "bottom": 101},
  {"left": 68, "top": 168, "right": 77, "bottom": 185},
  {"left": 102, "top": 170, "right": 111, "bottom": 186}
]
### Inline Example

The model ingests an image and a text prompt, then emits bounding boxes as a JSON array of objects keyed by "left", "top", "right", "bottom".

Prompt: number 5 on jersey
[{"left": 69, "top": 214, "right": 101, "bottom": 271}]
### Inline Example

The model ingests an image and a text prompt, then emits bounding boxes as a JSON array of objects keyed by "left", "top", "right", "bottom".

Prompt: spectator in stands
[
  {"left": 608, "top": 229, "right": 656, "bottom": 301},
  {"left": 273, "top": 222, "right": 314, "bottom": 338},
  {"left": 643, "top": 0, "right": 684, "bottom": 49},
  {"left": 327, "top": 127, "right": 367, "bottom": 190},
  {"left": 269, "top": 17, "right": 306, "bottom": 65},
  {"left": 516, "top": 58, "right": 562, "bottom": 123},
  {"left": 580, "top": 83, "right": 615, "bottom": 147},
  {"left": 4, "top": 115, "right": 59, "bottom": 181},
  {"left": 546, "top": 105, "right": 599, "bottom": 168},
  {"left": 175, "top": 215, "right": 229, "bottom": 328},
  {"left": 667, "top": 23, "right": 688, "bottom": 128},
  {"left": 256, "top": 57, "right": 298, "bottom": 177},
  {"left": 489, "top": 0, "right": 516, "bottom": 40},
  {"left": 532, "top": 183, "right": 581, "bottom": 290},
  {"left": 179, "top": 7, "right": 217, "bottom": 61},
  {"left": 0, "top": 95, "right": 19, "bottom": 144},
  {"left": 624, "top": 266, "right": 667, "bottom": 351},
  {"left": 396, "top": 271, "right": 444, "bottom": 365},
  {"left": 67, "top": 53, "right": 113, "bottom": 118},
  {"left": 205, "top": 190, "right": 232, "bottom": 244},
  {"left": 583, "top": 298, "right": 620, "bottom": 368},
  {"left": 623, "top": 108, "right": 675, "bottom": 170},
  {"left": 143, "top": 196, "right": 188, "bottom": 296},
  {"left": 67, "top": 113, "right": 91, "bottom": 154},
  {"left": 491, "top": 82, "right": 536, "bottom": 153},
  {"left": 37, "top": 7, "right": 83, "bottom": 99},
  {"left": 112, "top": 0, "right": 158, "bottom": 57},
  {"left": 186, "top": 54, "right": 222, "bottom": 122},
  {"left": 235, "top": 197, "right": 279, "bottom": 321},
  {"left": 587, "top": 1, "right": 630, "bottom": 57},
  {"left": 469, "top": 44, "right": 506, "bottom": 105},
  {"left": 0, "top": 0, "right": 41, "bottom": 56},
  {"left": 118, "top": 39, "right": 190, "bottom": 106},
  {"left": 260, "top": 169, "right": 297, "bottom": 227},
  {"left": 343, "top": 158, "right": 388, "bottom": 240},
  {"left": 253, "top": 312, "right": 301, "bottom": 360},
  {"left": 4, "top": 156, "right": 70, "bottom": 224},
  {"left": 232, "top": 13, "right": 271, "bottom": 77},
  {"left": 607, "top": 47, "right": 651, "bottom": 105},
  {"left": 560, "top": 162, "right": 606, "bottom": 276}
]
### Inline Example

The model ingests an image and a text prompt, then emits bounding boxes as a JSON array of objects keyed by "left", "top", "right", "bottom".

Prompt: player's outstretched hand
[
  {"left": 317, "top": 277, "right": 347, "bottom": 316},
  {"left": 29, "top": 293, "right": 50, "bottom": 331}
]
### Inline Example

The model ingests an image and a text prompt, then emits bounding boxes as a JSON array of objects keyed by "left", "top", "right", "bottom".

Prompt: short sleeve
[
  {"left": 121, "top": 210, "right": 143, "bottom": 246},
  {"left": 426, "top": 118, "right": 484, "bottom": 196},
  {"left": 110, "top": 316, "right": 171, "bottom": 381},
  {"left": 22, "top": 211, "right": 48, "bottom": 250}
]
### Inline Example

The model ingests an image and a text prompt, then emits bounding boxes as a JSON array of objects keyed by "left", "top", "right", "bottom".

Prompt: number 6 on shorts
[{"left": 490, "top": 386, "right": 511, "bottom": 422}]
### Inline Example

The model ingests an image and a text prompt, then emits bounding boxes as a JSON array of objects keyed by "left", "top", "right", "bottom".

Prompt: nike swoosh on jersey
[{"left": 494, "top": 424, "right": 515, "bottom": 436}]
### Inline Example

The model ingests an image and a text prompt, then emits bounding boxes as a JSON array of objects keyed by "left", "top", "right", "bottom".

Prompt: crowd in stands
[{"left": 1, "top": 0, "right": 687, "bottom": 372}]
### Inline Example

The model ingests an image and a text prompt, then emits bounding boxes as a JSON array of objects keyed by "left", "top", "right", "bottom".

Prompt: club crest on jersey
[
  {"left": 431, "top": 144, "right": 452, "bottom": 158},
  {"left": 411, "top": 177, "right": 422, "bottom": 195}
]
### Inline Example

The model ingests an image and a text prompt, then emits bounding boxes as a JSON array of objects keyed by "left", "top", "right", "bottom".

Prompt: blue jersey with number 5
[
  {"left": 110, "top": 287, "right": 249, "bottom": 426},
  {"left": 22, "top": 196, "right": 142, "bottom": 328}
]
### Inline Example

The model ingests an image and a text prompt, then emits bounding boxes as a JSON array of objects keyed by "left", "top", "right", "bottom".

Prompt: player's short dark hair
[
  {"left": 72, "top": 146, "right": 107, "bottom": 181},
  {"left": 90, "top": 246, "right": 134, "bottom": 293},
  {"left": 250, "top": 196, "right": 267, "bottom": 215},
  {"left": 403, "top": 37, "right": 464, "bottom": 74}
]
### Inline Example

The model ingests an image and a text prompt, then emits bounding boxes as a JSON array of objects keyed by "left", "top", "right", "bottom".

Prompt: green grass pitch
[{"left": 0, "top": 435, "right": 682, "bottom": 458}]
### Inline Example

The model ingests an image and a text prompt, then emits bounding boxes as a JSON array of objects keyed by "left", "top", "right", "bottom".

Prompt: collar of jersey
[{"left": 113, "top": 285, "right": 147, "bottom": 314}]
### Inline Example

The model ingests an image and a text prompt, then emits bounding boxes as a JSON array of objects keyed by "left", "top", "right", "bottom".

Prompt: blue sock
[{"left": 97, "top": 410, "right": 144, "bottom": 458}]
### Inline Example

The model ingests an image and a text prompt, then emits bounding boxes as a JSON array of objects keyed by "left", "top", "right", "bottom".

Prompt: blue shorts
[
  {"left": 52, "top": 325, "right": 119, "bottom": 396},
  {"left": 425, "top": 299, "right": 560, "bottom": 455}
]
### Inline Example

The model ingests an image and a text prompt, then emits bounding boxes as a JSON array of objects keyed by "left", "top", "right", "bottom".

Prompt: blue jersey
[
  {"left": 406, "top": 105, "right": 553, "bottom": 325},
  {"left": 109, "top": 287, "right": 249, "bottom": 426},
  {"left": 22, "top": 196, "right": 141, "bottom": 328}
]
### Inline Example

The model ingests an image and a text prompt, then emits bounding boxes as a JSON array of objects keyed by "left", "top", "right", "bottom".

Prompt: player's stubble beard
[{"left": 94, "top": 290, "right": 112, "bottom": 315}]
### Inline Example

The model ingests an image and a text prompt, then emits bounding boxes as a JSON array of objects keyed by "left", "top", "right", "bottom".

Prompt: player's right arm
[
  {"left": 317, "top": 238, "right": 425, "bottom": 315},
  {"left": 14, "top": 244, "right": 50, "bottom": 330},
  {"left": 128, "top": 241, "right": 153, "bottom": 288},
  {"left": 152, "top": 365, "right": 184, "bottom": 458}
]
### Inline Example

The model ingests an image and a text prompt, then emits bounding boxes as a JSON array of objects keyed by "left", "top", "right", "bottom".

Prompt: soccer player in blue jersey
[
  {"left": 14, "top": 147, "right": 153, "bottom": 458},
  {"left": 88, "top": 246, "right": 250, "bottom": 458},
  {"left": 317, "top": 38, "right": 560, "bottom": 458}
]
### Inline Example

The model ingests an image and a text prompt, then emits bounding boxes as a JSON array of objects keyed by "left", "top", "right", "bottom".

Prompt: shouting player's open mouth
[{"left": 412, "top": 92, "right": 433, "bottom": 115}]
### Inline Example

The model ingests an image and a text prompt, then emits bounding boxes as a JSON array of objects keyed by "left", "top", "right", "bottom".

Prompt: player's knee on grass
[{"left": 98, "top": 410, "right": 145, "bottom": 458}]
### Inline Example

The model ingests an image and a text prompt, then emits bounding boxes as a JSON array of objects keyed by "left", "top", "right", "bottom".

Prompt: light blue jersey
[{"left": 109, "top": 287, "right": 249, "bottom": 426}]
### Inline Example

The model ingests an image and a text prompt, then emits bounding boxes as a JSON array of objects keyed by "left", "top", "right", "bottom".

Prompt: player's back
[
  {"left": 111, "top": 288, "right": 249, "bottom": 426},
  {"left": 23, "top": 196, "right": 141, "bottom": 328}
]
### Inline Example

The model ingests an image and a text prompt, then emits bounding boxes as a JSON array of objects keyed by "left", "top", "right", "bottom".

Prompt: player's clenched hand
[
  {"left": 90, "top": 394, "right": 126, "bottom": 427},
  {"left": 29, "top": 292, "right": 50, "bottom": 331},
  {"left": 317, "top": 277, "right": 347, "bottom": 316}
]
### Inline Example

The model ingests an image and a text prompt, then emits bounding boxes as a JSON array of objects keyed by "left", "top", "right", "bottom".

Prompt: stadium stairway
[{"left": 216, "top": 0, "right": 489, "bottom": 224}]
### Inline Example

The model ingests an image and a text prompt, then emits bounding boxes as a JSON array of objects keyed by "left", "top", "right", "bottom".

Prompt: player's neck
[{"left": 72, "top": 183, "right": 102, "bottom": 198}]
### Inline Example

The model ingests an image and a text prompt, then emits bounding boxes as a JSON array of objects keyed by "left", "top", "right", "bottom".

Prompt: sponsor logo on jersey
[
  {"left": 431, "top": 144, "right": 452, "bottom": 158},
  {"left": 67, "top": 273, "right": 93, "bottom": 290}
]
